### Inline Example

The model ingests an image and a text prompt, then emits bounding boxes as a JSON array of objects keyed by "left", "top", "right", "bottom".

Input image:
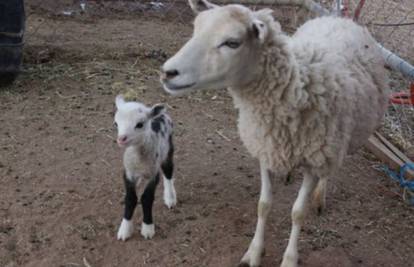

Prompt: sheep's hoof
[
  {"left": 313, "top": 198, "right": 326, "bottom": 216},
  {"left": 117, "top": 219, "right": 134, "bottom": 241},
  {"left": 317, "top": 205, "right": 324, "bottom": 216},
  {"left": 141, "top": 223, "right": 155, "bottom": 239},
  {"left": 284, "top": 173, "right": 293, "bottom": 185},
  {"left": 280, "top": 261, "right": 298, "bottom": 267},
  {"left": 238, "top": 262, "right": 257, "bottom": 267},
  {"left": 239, "top": 247, "right": 264, "bottom": 267},
  {"left": 238, "top": 261, "right": 260, "bottom": 267},
  {"left": 280, "top": 252, "right": 298, "bottom": 267}
]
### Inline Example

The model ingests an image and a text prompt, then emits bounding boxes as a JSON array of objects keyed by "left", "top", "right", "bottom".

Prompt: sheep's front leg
[
  {"left": 117, "top": 173, "right": 139, "bottom": 241},
  {"left": 140, "top": 173, "right": 160, "bottom": 239},
  {"left": 239, "top": 161, "right": 273, "bottom": 267},
  {"left": 281, "top": 172, "right": 318, "bottom": 267}
]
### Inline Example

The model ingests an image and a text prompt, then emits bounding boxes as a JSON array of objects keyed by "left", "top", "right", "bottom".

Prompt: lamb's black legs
[
  {"left": 124, "top": 174, "right": 138, "bottom": 220},
  {"left": 162, "top": 136, "right": 177, "bottom": 208},
  {"left": 117, "top": 173, "right": 138, "bottom": 241},
  {"left": 140, "top": 173, "right": 160, "bottom": 239},
  {"left": 162, "top": 156, "right": 174, "bottom": 180},
  {"left": 117, "top": 136, "right": 176, "bottom": 241},
  {"left": 162, "top": 135, "right": 174, "bottom": 179}
]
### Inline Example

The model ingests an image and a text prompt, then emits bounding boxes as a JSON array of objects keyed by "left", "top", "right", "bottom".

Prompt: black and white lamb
[{"left": 114, "top": 95, "right": 176, "bottom": 241}]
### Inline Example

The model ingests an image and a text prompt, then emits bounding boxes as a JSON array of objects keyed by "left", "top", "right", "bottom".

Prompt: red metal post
[{"left": 354, "top": 0, "right": 366, "bottom": 22}]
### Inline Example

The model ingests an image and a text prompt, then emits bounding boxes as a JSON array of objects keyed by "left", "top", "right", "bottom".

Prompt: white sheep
[
  {"left": 160, "top": 1, "right": 388, "bottom": 266},
  {"left": 114, "top": 95, "right": 176, "bottom": 241}
]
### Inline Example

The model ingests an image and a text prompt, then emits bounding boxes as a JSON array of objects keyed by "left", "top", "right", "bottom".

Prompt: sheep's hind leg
[
  {"left": 281, "top": 172, "right": 318, "bottom": 267},
  {"left": 312, "top": 177, "right": 327, "bottom": 215},
  {"left": 117, "top": 173, "right": 139, "bottom": 241},
  {"left": 140, "top": 173, "right": 160, "bottom": 239},
  {"left": 162, "top": 139, "right": 176, "bottom": 209},
  {"left": 239, "top": 161, "right": 273, "bottom": 267}
]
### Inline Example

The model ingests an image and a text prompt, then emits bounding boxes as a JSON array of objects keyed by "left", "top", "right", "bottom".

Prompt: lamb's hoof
[
  {"left": 239, "top": 246, "right": 264, "bottom": 267},
  {"left": 117, "top": 219, "right": 134, "bottom": 241},
  {"left": 163, "top": 191, "right": 177, "bottom": 209},
  {"left": 163, "top": 177, "right": 177, "bottom": 209},
  {"left": 141, "top": 223, "right": 155, "bottom": 239}
]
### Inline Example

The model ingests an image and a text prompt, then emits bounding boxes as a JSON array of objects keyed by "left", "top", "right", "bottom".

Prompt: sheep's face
[
  {"left": 114, "top": 95, "right": 165, "bottom": 148},
  {"left": 161, "top": 0, "right": 272, "bottom": 94}
]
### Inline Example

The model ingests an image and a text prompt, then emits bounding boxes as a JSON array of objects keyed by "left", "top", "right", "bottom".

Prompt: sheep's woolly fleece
[{"left": 229, "top": 13, "right": 388, "bottom": 177}]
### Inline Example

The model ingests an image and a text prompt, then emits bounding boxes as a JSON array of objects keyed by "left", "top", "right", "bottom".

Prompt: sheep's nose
[
  {"left": 161, "top": 68, "right": 179, "bottom": 81},
  {"left": 117, "top": 135, "right": 128, "bottom": 146}
]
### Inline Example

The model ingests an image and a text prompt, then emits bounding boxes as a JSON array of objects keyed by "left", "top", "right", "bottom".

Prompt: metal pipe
[
  {"left": 336, "top": 0, "right": 342, "bottom": 16},
  {"left": 378, "top": 43, "right": 414, "bottom": 80},
  {"left": 353, "top": 0, "right": 366, "bottom": 21}
]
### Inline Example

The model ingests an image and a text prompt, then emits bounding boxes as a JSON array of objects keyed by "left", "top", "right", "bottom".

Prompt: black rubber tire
[
  {"left": 0, "top": 0, "right": 25, "bottom": 88},
  {"left": 0, "top": 72, "right": 19, "bottom": 87}
]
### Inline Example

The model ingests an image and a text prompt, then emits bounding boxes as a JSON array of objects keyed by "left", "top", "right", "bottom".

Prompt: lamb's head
[
  {"left": 114, "top": 95, "right": 165, "bottom": 147},
  {"left": 161, "top": 0, "right": 277, "bottom": 94}
]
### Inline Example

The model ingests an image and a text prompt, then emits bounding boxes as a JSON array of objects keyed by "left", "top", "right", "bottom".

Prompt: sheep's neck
[
  {"left": 229, "top": 35, "right": 305, "bottom": 113},
  {"left": 227, "top": 35, "right": 308, "bottom": 171}
]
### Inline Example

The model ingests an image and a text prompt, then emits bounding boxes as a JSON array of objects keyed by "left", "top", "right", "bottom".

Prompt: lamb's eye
[
  {"left": 113, "top": 122, "right": 118, "bottom": 128},
  {"left": 135, "top": 122, "right": 144, "bottom": 129},
  {"left": 221, "top": 40, "right": 241, "bottom": 49}
]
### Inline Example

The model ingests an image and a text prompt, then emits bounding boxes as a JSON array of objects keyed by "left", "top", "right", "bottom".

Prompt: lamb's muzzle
[{"left": 117, "top": 135, "right": 128, "bottom": 147}]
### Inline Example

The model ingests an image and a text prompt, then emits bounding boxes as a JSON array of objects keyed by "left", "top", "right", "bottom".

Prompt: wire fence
[{"left": 24, "top": 0, "right": 414, "bottom": 151}]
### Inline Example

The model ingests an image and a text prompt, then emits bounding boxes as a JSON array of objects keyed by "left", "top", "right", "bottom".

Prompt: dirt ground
[{"left": 1, "top": 1, "right": 414, "bottom": 267}]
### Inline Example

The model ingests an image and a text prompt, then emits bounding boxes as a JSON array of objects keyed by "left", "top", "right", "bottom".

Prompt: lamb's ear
[
  {"left": 149, "top": 104, "right": 166, "bottom": 118},
  {"left": 115, "top": 95, "right": 125, "bottom": 109},
  {"left": 252, "top": 19, "right": 268, "bottom": 43},
  {"left": 188, "top": 0, "right": 218, "bottom": 14}
]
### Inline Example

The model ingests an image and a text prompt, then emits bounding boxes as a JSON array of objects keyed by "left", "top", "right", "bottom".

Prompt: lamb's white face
[
  {"left": 114, "top": 96, "right": 164, "bottom": 147},
  {"left": 161, "top": 1, "right": 270, "bottom": 94}
]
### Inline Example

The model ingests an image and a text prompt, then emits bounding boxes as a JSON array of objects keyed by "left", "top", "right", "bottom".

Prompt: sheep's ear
[
  {"left": 254, "top": 8, "right": 274, "bottom": 19},
  {"left": 188, "top": 0, "right": 218, "bottom": 14},
  {"left": 115, "top": 95, "right": 125, "bottom": 109},
  {"left": 149, "top": 104, "right": 165, "bottom": 118},
  {"left": 252, "top": 8, "right": 273, "bottom": 43},
  {"left": 252, "top": 19, "right": 268, "bottom": 43}
]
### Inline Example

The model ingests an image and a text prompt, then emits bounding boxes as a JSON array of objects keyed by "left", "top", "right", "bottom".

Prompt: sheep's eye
[
  {"left": 113, "top": 122, "right": 118, "bottom": 128},
  {"left": 135, "top": 122, "right": 144, "bottom": 129},
  {"left": 220, "top": 39, "right": 241, "bottom": 49}
]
